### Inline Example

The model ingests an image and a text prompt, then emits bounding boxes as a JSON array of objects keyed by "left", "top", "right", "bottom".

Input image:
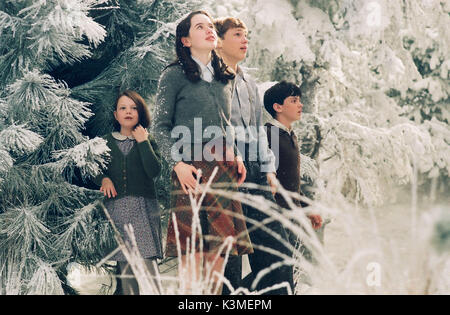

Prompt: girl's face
[
  {"left": 217, "top": 27, "right": 249, "bottom": 64},
  {"left": 181, "top": 14, "right": 217, "bottom": 53},
  {"left": 114, "top": 96, "right": 139, "bottom": 131}
]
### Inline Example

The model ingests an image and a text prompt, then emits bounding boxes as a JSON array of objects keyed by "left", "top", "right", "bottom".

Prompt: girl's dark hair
[
  {"left": 263, "top": 81, "right": 302, "bottom": 118},
  {"left": 113, "top": 90, "right": 151, "bottom": 131},
  {"left": 167, "top": 10, "right": 235, "bottom": 84}
]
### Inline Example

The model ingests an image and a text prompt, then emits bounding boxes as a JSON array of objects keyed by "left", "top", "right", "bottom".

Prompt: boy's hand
[
  {"left": 235, "top": 155, "right": 246, "bottom": 186},
  {"left": 307, "top": 214, "right": 323, "bottom": 230},
  {"left": 266, "top": 172, "right": 277, "bottom": 196},
  {"left": 100, "top": 177, "right": 117, "bottom": 198},
  {"left": 132, "top": 125, "right": 149, "bottom": 143}
]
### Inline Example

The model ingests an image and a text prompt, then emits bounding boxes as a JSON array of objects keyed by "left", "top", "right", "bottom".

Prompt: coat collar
[
  {"left": 111, "top": 132, "right": 135, "bottom": 140},
  {"left": 267, "top": 117, "right": 294, "bottom": 135},
  {"left": 191, "top": 55, "right": 214, "bottom": 82},
  {"left": 236, "top": 66, "right": 248, "bottom": 82}
]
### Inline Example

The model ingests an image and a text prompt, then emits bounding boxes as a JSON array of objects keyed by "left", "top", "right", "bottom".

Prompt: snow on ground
[{"left": 67, "top": 194, "right": 450, "bottom": 295}]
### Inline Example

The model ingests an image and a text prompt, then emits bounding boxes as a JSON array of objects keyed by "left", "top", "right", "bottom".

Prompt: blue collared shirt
[{"left": 231, "top": 68, "right": 277, "bottom": 173}]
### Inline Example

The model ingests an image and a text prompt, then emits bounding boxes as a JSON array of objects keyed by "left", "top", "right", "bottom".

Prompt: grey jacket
[
  {"left": 231, "top": 68, "right": 277, "bottom": 173},
  {"left": 152, "top": 64, "right": 236, "bottom": 171}
]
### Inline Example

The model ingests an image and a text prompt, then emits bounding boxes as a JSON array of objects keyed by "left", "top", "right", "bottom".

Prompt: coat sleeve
[
  {"left": 137, "top": 134, "right": 162, "bottom": 178},
  {"left": 253, "top": 82, "right": 277, "bottom": 173},
  {"left": 151, "top": 67, "right": 183, "bottom": 172}
]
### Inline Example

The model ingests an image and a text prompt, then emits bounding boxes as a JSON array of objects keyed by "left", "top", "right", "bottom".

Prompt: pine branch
[
  {"left": 25, "top": 121, "right": 87, "bottom": 165},
  {"left": 6, "top": 70, "right": 61, "bottom": 122},
  {"left": 0, "top": 123, "right": 43, "bottom": 157},
  {"left": 26, "top": 257, "right": 65, "bottom": 295},
  {"left": 0, "top": 149, "right": 14, "bottom": 175},
  {"left": 0, "top": 205, "right": 52, "bottom": 257},
  {"left": 52, "top": 136, "right": 111, "bottom": 182}
]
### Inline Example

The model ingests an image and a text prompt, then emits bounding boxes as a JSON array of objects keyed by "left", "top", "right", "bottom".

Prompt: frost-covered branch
[
  {"left": 0, "top": 123, "right": 43, "bottom": 157},
  {"left": 52, "top": 137, "right": 111, "bottom": 180}
]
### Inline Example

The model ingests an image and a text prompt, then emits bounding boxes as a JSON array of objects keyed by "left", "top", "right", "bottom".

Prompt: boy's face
[
  {"left": 217, "top": 27, "right": 248, "bottom": 64},
  {"left": 275, "top": 95, "right": 303, "bottom": 123}
]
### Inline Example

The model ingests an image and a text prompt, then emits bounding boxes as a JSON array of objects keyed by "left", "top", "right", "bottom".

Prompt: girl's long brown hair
[{"left": 167, "top": 10, "right": 234, "bottom": 84}]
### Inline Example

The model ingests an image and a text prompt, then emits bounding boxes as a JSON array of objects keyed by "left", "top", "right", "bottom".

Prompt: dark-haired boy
[{"left": 264, "top": 81, "right": 323, "bottom": 247}]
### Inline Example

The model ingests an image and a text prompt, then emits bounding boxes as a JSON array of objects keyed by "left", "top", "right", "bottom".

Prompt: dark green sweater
[{"left": 93, "top": 133, "right": 162, "bottom": 199}]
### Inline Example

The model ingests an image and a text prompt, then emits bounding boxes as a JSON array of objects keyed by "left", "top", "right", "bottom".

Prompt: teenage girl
[{"left": 152, "top": 11, "right": 253, "bottom": 293}]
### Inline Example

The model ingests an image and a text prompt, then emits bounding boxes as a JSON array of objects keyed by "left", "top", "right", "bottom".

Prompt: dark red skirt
[{"left": 165, "top": 143, "right": 253, "bottom": 257}]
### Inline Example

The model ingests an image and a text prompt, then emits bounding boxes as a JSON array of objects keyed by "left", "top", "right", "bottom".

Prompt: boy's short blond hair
[{"left": 214, "top": 17, "right": 247, "bottom": 39}]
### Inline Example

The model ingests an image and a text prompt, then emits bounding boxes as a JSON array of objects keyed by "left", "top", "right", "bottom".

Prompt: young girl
[
  {"left": 152, "top": 10, "right": 253, "bottom": 293},
  {"left": 93, "top": 90, "right": 162, "bottom": 295}
]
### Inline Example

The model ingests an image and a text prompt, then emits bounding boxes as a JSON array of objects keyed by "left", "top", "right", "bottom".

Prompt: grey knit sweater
[{"left": 152, "top": 64, "right": 236, "bottom": 170}]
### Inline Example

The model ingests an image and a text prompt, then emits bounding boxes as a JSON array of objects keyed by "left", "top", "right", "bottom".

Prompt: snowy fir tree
[{"left": 0, "top": 0, "right": 117, "bottom": 294}]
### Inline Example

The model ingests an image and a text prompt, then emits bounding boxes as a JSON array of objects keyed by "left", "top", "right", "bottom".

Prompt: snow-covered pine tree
[
  {"left": 388, "top": 1, "right": 450, "bottom": 189},
  {"left": 0, "top": 0, "right": 115, "bottom": 294},
  {"left": 1, "top": 0, "right": 213, "bottom": 294}
]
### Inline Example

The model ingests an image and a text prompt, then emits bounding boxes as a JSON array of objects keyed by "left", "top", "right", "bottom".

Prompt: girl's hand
[
  {"left": 235, "top": 155, "right": 246, "bottom": 186},
  {"left": 132, "top": 125, "right": 149, "bottom": 143},
  {"left": 100, "top": 177, "right": 117, "bottom": 198},
  {"left": 174, "top": 162, "right": 200, "bottom": 195}
]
